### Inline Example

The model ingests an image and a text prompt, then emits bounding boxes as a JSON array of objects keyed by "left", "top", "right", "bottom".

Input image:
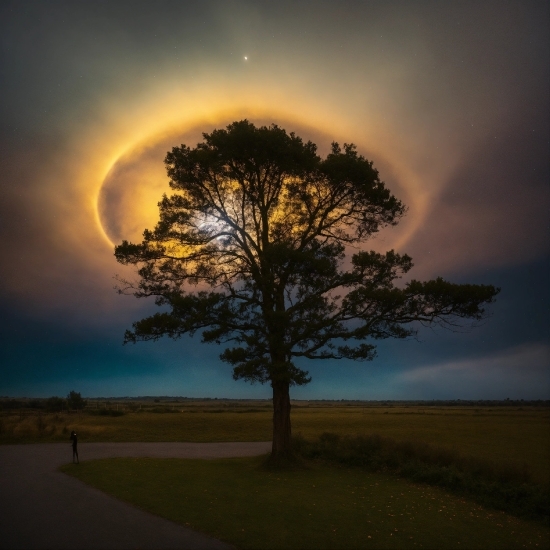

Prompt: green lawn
[{"left": 61, "top": 456, "right": 549, "bottom": 550}]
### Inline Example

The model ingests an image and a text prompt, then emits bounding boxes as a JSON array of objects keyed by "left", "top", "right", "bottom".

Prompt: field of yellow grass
[{"left": 2, "top": 402, "right": 549, "bottom": 484}]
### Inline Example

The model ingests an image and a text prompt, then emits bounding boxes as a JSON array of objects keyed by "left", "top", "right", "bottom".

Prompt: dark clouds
[{"left": 0, "top": 0, "right": 548, "bottom": 398}]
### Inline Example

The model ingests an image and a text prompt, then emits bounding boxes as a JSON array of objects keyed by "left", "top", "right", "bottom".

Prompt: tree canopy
[{"left": 115, "top": 120, "right": 499, "bottom": 457}]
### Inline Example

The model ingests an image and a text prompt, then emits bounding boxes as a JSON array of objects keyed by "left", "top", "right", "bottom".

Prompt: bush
[{"left": 67, "top": 391, "right": 87, "bottom": 411}]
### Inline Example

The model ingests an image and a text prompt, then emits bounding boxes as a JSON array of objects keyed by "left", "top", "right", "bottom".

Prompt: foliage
[
  {"left": 114, "top": 120, "right": 499, "bottom": 455},
  {"left": 67, "top": 390, "right": 86, "bottom": 411},
  {"left": 116, "top": 120, "right": 498, "bottom": 386}
]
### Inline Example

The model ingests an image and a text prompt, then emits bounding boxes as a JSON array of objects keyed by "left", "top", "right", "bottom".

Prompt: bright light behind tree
[{"left": 115, "top": 121, "right": 499, "bottom": 458}]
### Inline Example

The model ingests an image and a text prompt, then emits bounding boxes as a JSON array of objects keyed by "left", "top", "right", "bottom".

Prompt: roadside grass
[
  {"left": 3, "top": 405, "right": 549, "bottom": 483},
  {"left": 61, "top": 456, "right": 550, "bottom": 550},
  {"left": 293, "top": 433, "right": 549, "bottom": 523}
]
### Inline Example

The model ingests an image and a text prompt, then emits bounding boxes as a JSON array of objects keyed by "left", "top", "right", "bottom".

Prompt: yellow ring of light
[{"left": 94, "top": 111, "right": 422, "bottom": 252}]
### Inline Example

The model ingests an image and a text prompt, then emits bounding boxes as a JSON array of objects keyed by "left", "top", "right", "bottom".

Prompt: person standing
[{"left": 70, "top": 430, "right": 79, "bottom": 464}]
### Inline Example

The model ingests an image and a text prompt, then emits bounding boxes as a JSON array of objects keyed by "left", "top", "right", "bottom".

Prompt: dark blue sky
[{"left": 1, "top": 1, "right": 548, "bottom": 399}]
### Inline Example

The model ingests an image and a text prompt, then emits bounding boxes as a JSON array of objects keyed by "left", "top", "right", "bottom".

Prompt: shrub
[{"left": 67, "top": 391, "right": 87, "bottom": 411}]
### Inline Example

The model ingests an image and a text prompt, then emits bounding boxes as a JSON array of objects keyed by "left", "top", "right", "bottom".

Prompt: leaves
[{"left": 115, "top": 120, "right": 499, "bottom": 386}]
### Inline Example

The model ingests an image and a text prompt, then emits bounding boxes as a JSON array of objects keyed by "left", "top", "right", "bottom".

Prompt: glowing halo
[{"left": 95, "top": 114, "right": 420, "bottom": 253}]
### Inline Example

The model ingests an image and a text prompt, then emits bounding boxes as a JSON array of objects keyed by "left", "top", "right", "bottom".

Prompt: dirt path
[{"left": 0, "top": 442, "right": 271, "bottom": 549}]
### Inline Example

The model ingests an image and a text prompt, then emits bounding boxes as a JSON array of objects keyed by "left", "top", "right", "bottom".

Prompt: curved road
[{"left": 0, "top": 442, "right": 271, "bottom": 550}]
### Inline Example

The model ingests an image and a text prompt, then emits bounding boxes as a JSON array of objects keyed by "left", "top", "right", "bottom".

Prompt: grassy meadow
[
  {"left": 4, "top": 399, "right": 549, "bottom": 548},
  {"left": 2, "top": 401, "right": 549, "bottom": 483}
]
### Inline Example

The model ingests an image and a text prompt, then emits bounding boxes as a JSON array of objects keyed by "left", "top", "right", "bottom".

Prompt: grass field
[
  {"left": 61, "top": 455, "right": 550, "bottom": 549},
  {"left": 3, "top": 403, "right": 549, "bottom": 483},
  {"left": 4, "top": 401, "right": 548, "bottom": 548}
]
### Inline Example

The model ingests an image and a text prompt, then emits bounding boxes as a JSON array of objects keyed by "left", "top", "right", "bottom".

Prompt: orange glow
[
  {"left": 87, "top": 82, "right": 445, "bottom": 254},
  {"left": 35, "top": 74, "right": 468, "bottom": 307}
]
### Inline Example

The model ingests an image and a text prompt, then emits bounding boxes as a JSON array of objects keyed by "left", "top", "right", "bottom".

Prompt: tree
[
  {"left": 67, "top": 390, "right": 86, "bottom": 411},
  {"left": 115, "top": 120, "right": 499, "bottom": 459}
]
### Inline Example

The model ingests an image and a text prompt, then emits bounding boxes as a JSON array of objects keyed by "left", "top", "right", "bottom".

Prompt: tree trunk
[{"left": 271, "top": 380, "right": 292, "bottom": 457}]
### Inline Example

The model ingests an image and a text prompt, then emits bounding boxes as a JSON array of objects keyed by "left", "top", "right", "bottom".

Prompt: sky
[{"left": 0, "top": 0, "right": 548, "bottom": 400}]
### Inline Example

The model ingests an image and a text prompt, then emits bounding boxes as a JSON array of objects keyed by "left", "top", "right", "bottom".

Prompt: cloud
[
  {"left": 0, "top": 1, "right": 548, "bottom": 398},
  {"left": 394, "top": 343, "right": 550, "bottom": 399}
]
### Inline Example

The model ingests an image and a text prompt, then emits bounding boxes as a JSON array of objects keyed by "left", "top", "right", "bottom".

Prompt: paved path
[{"left": 0, "top": 442, "right": 271, "bottom": 550}]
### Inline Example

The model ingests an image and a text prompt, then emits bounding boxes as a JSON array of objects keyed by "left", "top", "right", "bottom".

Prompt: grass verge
[
  {"left": 61, "top": 456, "right": 549, "bottom": 550},
  {"left": 293, "top": 433, "right": 550, "bottom": 524}
]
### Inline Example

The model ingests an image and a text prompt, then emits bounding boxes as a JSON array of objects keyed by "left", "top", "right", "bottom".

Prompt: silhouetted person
[{"left": 70, "top": 430, "right": 79, "bottom": 464}]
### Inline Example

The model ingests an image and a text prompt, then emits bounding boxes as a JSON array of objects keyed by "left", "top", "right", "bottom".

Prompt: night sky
[{"left": 1, "top": 1, "right": 548, "bottom": 400}]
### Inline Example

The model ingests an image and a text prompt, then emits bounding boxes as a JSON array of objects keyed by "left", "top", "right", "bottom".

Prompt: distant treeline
[
  {"left": 1, "top": 391, "right": 87, "bottom": 412},
  {"left": 1, "top": 397, "right": 548, "bottom": 410}
]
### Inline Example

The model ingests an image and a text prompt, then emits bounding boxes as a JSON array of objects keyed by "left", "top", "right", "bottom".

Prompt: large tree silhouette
[{"left": 115, "top": 120, "right": 499, "bottom": 458}]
